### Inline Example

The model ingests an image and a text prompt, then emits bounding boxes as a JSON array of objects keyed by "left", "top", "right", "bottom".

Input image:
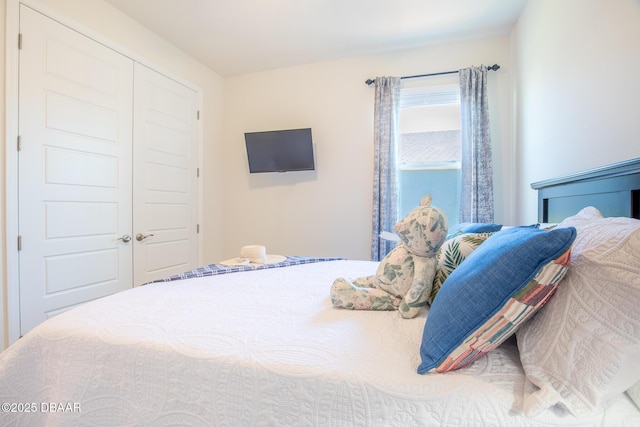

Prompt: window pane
[
  {"left": 399, "top": 163, "right": 461, "bottom": 223},
  {"left": 398, "top": 85, "right": 461, "bottom": 226}
]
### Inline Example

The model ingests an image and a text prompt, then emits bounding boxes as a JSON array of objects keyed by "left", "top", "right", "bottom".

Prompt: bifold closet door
[
  {"left": 132, "top": 64, "right": 199, "bottom": 285},
  {"left": 18, "top": 5, "right": 134, "bottom": 335}
]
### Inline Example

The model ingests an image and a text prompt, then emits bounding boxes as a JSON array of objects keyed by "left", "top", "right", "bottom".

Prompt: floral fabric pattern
[
  {"left": 459, "top": 66, "right": 494, "bottom": 223},
  {"left": 331, "top": 195, "right": 448, "bottom": 318},
  {"left": 430, "top": 232, "right": 495, "bottom": 303},
  {"left": 371, "top": 76, "right": 401, "bottom": 261}
]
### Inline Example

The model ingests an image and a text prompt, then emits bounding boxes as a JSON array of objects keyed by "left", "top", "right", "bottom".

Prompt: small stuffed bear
[{"left": 330, "top": 195, "right": 448, "bottom": 318}]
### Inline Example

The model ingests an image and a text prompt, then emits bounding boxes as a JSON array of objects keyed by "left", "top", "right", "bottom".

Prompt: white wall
[
  {"left": 512, "top": 0, "right": 640, "bottom": 223},
  {"left": 223, "top": 36, "right": 513, "bottom": 261},
  {"left": 1, "top": 0, "right": 225, "bottom": 348}
]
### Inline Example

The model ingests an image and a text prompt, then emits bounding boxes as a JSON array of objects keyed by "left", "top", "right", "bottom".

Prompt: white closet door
[
  {"left": 132, "top": 64, "right": 198, "bottom": 285},
  {"left": 18, "top": 6, "right": 134, "bottom": 335}
]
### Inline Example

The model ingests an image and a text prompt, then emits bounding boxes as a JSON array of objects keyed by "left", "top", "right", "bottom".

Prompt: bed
[{"left": 1, "top": 159, "right": 639, "bottom": 426}]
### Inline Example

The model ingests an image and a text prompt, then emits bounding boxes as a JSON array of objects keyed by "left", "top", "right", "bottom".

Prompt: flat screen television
[{"left": 245, "top": 128, "right": 315, "bottom": 173}]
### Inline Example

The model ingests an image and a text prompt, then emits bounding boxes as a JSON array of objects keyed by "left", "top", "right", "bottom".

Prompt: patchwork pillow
[
  {"left": 417, "top": 226, "right": 576, "bottom": 374},
  {"left": 446, "top": 222, "right": 502, "bottom": 240},
  {"left": 516, "top": 207, "right": 640, "bottom": 417},
  {"left": 430, "top": 232, "right": 495, "bottom": 304}
]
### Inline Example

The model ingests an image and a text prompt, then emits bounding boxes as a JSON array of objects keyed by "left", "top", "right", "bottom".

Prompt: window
[{"left": 398, "top": 83, "right": 461, "bottom": 227}]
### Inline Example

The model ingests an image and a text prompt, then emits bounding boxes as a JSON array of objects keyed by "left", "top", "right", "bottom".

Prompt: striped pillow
[{"left": 418, "top": 226, "right": 576, "bottom": 374}]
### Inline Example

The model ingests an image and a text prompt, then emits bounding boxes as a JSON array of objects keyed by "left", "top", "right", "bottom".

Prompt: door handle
[
  {"left": 136, "top": 233, "right": 154, "bottom": 241},
  {"left": 117, "top": 234, "right": 132, "bottom": 243}
]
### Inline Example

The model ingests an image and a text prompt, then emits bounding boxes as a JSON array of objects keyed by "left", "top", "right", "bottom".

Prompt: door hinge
[
  {"left": 197, "top": 168, "right": 200, "bottom": 178},
  {"left": 18, "top": 33, "right": 22, "bottom": 50},
  {"left": 197, "top": 110, "right": 200, "bottom": 120},
  {"left": 197, "top": 224, "right": 200, "bottom": 234},
  {"left": 17, "top": 135, "right": 21, "bottom": 151},
  {"left": 18, "top": 235, "right": 22, "bottom": 251}
]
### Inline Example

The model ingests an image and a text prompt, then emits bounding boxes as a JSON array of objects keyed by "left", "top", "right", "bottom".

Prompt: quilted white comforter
[{"left": 0, "top": 260, "right": 638, "bottom": 426}]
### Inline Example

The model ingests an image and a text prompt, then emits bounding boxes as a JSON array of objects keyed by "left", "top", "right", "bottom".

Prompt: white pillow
[
  {"left": 628, "top": 382, "right": 640, "bottom": 410},
  {"left": 516, "top": 207, "right": 640, "bottom": 416}
]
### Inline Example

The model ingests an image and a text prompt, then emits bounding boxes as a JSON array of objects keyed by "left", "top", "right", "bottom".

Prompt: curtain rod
[{"left": 364, "top": 63, "right": 500, "bottom": 86}]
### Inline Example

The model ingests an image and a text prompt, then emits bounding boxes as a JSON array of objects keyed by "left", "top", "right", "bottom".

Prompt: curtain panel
[
  {"left": 459, "top": 66, "right": 495, "bottom": 223},
  {"left": 371, "top": 77, "right": 401, "bottom": 261}
]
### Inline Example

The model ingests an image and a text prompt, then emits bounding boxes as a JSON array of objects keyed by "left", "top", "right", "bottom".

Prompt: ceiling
[{"left": 103, "top": 0, "right": 527, "bottom": 78}]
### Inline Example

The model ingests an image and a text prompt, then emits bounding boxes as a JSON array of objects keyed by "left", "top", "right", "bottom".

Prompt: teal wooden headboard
[{"left": 531, "top": 158, "right": 640, "bottom": 223}]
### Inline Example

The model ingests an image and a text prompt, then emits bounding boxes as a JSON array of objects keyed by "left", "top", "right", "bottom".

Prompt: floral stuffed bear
[{"left": 330, "top": 195, "right": 448, "bottom": 318}]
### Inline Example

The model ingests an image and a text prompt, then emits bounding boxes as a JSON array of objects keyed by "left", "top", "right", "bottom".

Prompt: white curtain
[
  {"left": 459, "top": 66, "right": 494, "bottom": 223},
  {"left": 371, "top": 76, "right": 401, "bottom": 261}
]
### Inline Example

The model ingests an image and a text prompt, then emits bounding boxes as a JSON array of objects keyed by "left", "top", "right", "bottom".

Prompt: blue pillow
[
  {"left": 417, "top": 226, "right": 577, "bottom": 374},
  {"left": 446, "top": 222, "right": 502, "bottom": 239}
]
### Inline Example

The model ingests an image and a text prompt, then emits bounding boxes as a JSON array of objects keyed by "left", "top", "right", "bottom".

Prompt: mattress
[{"left": 0, "top": 260, "right": 638, "bottom": 426}]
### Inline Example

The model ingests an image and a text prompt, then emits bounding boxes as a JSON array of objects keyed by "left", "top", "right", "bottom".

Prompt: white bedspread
[{"left": 1, "top": 260, "right": 638, "bottom": 426}]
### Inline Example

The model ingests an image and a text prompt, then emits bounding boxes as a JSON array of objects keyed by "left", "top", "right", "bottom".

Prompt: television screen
[{"left": 245, "top": 128, "right": 315, "bottom": 173}]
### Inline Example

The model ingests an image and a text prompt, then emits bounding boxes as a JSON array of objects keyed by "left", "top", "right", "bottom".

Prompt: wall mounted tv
[{"left": 245, "top": 128, "right": 315, "bottom": 173}]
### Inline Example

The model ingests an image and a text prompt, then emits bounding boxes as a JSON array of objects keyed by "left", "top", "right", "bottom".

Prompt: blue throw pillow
[
  {"left": 417, "top": 226, "right": 577, "bottom": 374},
  {"left": 446, "top": 222, "right": 502, "bottom": 240}
]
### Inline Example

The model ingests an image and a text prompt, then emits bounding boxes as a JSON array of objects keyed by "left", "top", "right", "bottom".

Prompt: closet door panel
[
  {"left": 133, "top": 64, "right": 198, "bottom": 285},
  {"left": 18, "top": 6, "right": 134, "bottom": 335}
]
